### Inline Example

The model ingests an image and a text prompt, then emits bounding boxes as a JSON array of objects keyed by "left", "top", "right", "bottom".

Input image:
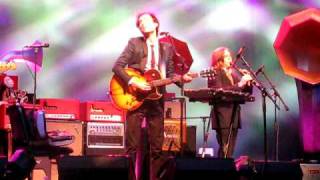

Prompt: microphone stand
[
  {"left": 164, "top": 33, "right": 189, "bottom": 156},
  {"left": 237, "top": 55, "right": 280, "bottom": 163},
  {"left": 23, "top": 42, "right": 47, "bottom": 109},
  {"left": 33, "top": 47, "right": 39, "bottom": 107},
  {"left": 22, "top": 47, "right": 42, "bottom": 108},
  {"left": 258, "top": 68, "right": 289, "bottom": 161}
]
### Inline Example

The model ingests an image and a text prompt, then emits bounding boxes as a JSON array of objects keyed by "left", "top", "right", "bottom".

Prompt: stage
[{"left": 26, "top": 155, "right": 320, "bottom": 180}]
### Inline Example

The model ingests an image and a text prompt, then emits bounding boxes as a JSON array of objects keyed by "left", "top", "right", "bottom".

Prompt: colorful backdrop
[{"left": 1, "top": 0, "right": 319, "bottom": 160}]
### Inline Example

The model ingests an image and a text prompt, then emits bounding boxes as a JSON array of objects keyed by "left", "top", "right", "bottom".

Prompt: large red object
[
  {"left": 160, "top": 35, "right": 193, "bottom": 75},
  {"left": 273, "top": 8, "right": 320, "bottom": 84},
  {"left": 274, "top": 8, "right": 320, "bottom": 154},
  {"left": 0, "top": 103, "right": 41, "bottom": 129},
  {"left": 0, "top": 104, "right": 9, "bottom": 129},
  {"left": 39, "top": 98, "right": 80, "bottom": 120}
]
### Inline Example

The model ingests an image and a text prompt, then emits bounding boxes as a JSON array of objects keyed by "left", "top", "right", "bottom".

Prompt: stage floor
[{"left": 30, "top": 156, "right": 320, "bottom": 180}]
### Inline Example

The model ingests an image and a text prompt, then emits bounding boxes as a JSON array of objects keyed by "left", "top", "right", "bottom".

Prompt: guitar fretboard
[
  {"left": 150, "top": 73, "right": 199, "bottom": 87},
  {"left": 150, "top": 77, "right": 178, "bottom": 87}
]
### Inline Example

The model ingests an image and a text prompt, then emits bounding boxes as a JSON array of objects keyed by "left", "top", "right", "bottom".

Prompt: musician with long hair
[
  {"left": 208, "top": 47, "right": 252, "bottom": 158},
  {"left": 112, "top": 12, "right": 192, "bottom": 180}
]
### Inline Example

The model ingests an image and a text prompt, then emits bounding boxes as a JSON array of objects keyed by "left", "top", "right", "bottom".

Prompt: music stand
[
  {"left": 160, "top": 34, "right": 193, "bottom": 155},
  {"left": 159, "top": 35, "right": 193, "bottom": 75}
]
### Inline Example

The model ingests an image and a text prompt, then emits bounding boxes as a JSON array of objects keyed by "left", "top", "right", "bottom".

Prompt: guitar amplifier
[
  {"left": 162, "top": 119, "right": 187, "bottom": 152},
  {"left": 164, "top": 99, "right": 186, "bottom": 119},
  {"left": 80, "top": 101, "right": 125, "bottom": 122},
  {"left": 39, "top": 98, "right": 80, "bottom": 120},
  {"left": 162, "top": 99, "right": 187, "bottom": 151},
  {"left": 46, "top": 120, "right": 84, "bottom": 156},
  {"left": 85, "top": 121, "right": 125, "bottom": 155}
]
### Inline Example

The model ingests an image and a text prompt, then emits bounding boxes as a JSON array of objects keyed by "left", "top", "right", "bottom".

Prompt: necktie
[{"left": 150, "top": 44, "right": 156, "bottom": 69}]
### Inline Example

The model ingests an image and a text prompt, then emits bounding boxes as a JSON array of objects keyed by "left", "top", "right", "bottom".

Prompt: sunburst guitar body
[{"left": 109, "top": 68, "right": 215, "bottom": 111}]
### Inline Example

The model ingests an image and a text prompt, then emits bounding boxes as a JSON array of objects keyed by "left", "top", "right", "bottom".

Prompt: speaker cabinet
[
  {"left": 239, "top": 161, "right": 308, "bottom": 180},
  {"left": 163, "top": 99, "right": 186, "bottom": 152},
  {"left": 0, "top": 156, "right": 7, "bottom": 178},
  {"left": 46, "top": 120, "right": 84, "bottom": 156},
  {"left": 85, "top": 121, "right": 125, "bottom": 155},
  {"left": 301, "top": 163, "right": 320, "bottom": 179},
  {"left": 243, "top": 161, "right": 302, "bottom": 179},
  {"left": 184, "top": 126, "right": 196, "bottom": 157},
  {"left": 58, "top": 156, "right": 130, "bottom": 180},
  {"left": 174, "top": 158, "right": 237, "bottom": 179},
  {"left": 164, "top": 99, "right": 185, "bottom": 119},
  {"left": 163, "top": 119, "right": 186, "bottom": 152}
]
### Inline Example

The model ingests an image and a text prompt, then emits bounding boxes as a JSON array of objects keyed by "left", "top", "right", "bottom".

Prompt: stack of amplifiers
[
  {"left": 39, "top": 98, "right": 84, "bottom": 155},
  {"left": 163, "top": 98, "right": 187, "bottom": 152},
  {"left": 80, "top": 101, "right": 126, "bottom": 155}
]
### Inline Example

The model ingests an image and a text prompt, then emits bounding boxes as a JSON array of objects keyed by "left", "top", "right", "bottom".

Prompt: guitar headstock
[{"left": 200, "top": 67, "right": 216, "bottom": 79}]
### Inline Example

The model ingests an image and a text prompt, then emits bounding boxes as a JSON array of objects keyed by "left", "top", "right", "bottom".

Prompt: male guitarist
[{"left": 112, "top": 12, "right": 192, "bottom": 180}]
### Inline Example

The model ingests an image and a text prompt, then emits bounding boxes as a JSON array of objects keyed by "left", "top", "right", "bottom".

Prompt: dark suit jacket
[
  {"left": 112, "top": 37, "right": 176, "bottom": 95},
  {"left": 208, "top": 68, "right": 243, "bottom": 129}
]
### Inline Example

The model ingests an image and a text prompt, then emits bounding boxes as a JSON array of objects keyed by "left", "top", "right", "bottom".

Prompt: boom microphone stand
[
  {"left": 33, "top": 47, "right": 39, "bottom": 106},
  {"left": 257, "top": 67, "right": 289, "bottom": 161},
  {"left": 23, "top": 42, "right": 48, "bottom": 107},
  {"left": 236, "top": 51, "right": 280, "bottom": 163}
]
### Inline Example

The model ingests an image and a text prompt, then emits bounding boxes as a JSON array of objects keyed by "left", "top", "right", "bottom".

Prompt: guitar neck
[
  {"left": 150, "top": 78, "right": 176, "bottom": 87},
  {"left": 150, "top": 73, "right": 199, "bottom": 87}
]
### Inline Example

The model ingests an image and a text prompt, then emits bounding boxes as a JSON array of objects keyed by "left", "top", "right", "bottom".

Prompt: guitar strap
[{"left": 158, "top": 43, "right": 166, "bottom": 78}]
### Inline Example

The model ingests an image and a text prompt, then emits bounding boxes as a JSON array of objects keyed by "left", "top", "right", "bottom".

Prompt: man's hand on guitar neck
[
  {"left": 182, "top": 73, "right": 193, "bottom": 83},
  {"left": 129, "top": 76, "right": 151, "bottom": 91}
]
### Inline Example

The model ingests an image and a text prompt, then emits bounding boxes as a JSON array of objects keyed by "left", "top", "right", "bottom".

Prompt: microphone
[
  {"left": 255, "top": 65, "right": 265, "bottom": 75},
  {"left": 159, "top": 32, "right": 169, "bottom": 36},
  {"left": 236, "top": 46, "right": 245, "bottom": 59},
  {"left": 232, "top": 46, "right": 245, "bottom": 67},
  {"left": 24, "top": 42, "right": 49, "bottom": 48}
]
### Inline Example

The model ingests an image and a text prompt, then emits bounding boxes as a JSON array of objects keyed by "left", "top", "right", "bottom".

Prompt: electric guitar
[{"left": 109, "top": 68, "right": 215, "bottom": 111}]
